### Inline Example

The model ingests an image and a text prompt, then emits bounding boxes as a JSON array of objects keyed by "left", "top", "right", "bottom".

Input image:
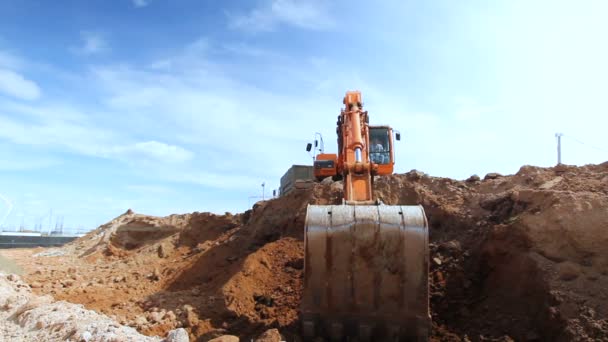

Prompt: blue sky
[{"left": 1, "top": 0, "right": 607, "bottom": 231}]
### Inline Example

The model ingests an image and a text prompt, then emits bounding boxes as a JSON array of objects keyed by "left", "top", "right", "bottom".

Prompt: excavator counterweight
[{"left": 302, "top": 91, "right": 430, "bottom": 341}]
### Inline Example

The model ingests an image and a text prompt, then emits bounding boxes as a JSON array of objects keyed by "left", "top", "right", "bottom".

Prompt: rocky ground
[
  {"left": 1, "top": 162, "right": 607, "bottom": 341},
  {"left": 0, "top": 272, "right": 189, "bottom": 341}
]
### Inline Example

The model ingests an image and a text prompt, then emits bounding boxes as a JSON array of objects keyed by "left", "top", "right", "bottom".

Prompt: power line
[{"left": 562, "top": 134, "right": 608, "bottom": 154}]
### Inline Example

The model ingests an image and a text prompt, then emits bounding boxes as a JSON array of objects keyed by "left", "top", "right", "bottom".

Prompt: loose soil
[{"left": 3, "top": 162, "right": 608, "bottom": 341}]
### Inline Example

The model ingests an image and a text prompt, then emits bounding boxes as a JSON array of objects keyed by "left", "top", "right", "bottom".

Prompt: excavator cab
[
  {"left": 313, "top": 153, "right": 338, "bottom": 181},
  {"left": 309, "top": 126, "right": 401, "bottom": 181},
  {"left": 369, "top": 126, "right": 401, "bottom": 175},
  {"left": 301, "top": 91, "right": 429, "bottom": 341}
]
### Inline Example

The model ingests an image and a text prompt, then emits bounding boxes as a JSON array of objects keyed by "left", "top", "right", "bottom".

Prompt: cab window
[{"left": 369, "top": 128, "right": 390, "bottom": 164}]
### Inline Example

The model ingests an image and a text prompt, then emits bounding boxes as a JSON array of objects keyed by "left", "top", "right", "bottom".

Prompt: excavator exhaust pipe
[{"left": 301, "top": 204, "right": 430, "bottom": 341}]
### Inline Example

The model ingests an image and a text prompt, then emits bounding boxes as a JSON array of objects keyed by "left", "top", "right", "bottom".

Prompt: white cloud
[
  {"left": 0, "top": 156, "right": 58, "bottom": 171},
  {"left": 270, "top": 0, "right": 333, "bottom": 29},
  {"left": 0, "top": 51, "right": 24, "bottom": 70},
  {"left": 0, "top": 101, "right": 192, "bottom": 165},
  {"left": 72, "top": 31, "right": 109, "bottom": 55},
  {"left": 0, "top": 68, "right": 41, "bottom": 100},
  {"left": 109, "top": 141, "right": 194, "bottom": 163},
  {"left": 228, "top": 0, "right": 334, "bottom": 32},
  {"left": 0, "top": 107, "right": 116, "bottom": 156},
  {"left": 228, "top": 8, "right": 275, "bottom": 32},
  {"left": 132, "top": 0, "right": 148, "bottom": 8},
  {"left": 79, "top": 46, "right": 337, "bottom": 192},
  {"left": 221, "top": 43, "right": 280, "bottom": 58}
]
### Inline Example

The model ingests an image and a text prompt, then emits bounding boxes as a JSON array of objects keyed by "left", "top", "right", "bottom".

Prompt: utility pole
[
  {"left": 314, "top": 132, "right": 325, "bottom": 154},
  {"left": 261, "top": 182, "right": 266, "bottom": 200},
  {"left": 48, "top": 208, "right": 53, "bottom": 233},
  {"left": 555, "top": 133, "right": 563, "bottom": 165}
]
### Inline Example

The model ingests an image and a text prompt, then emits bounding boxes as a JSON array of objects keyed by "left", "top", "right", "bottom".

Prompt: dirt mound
[
  {"left": 396, "top": 164, "right": 608, "bottom": 342},
  {"left": 68, "top": 210, "right": 189, "bottom": 257},
  {"left": 5, "top": 162, "right": 608, "bottom": 341}
]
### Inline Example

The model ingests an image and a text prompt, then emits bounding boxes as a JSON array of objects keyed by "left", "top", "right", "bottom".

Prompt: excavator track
[{"left": 301, "top": 204, "right": 429, "bottom": 341}]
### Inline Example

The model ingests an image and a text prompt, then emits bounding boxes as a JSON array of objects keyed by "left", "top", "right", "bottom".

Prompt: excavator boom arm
[{"left": 340, "top": 91, "right": 374, "bottom": 203}]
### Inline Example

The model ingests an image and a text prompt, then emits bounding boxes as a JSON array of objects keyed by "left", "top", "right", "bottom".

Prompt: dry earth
[{"left": 1, "top": 162, "right": 607, "bottom": 341}]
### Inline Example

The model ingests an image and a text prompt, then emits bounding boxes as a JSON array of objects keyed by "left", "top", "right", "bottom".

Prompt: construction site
[
  {"left": 2, "top": 2, "right": 608, "bottom": 341},
  {"left": 0, "top": 91, "right": 606, "bottom": 342},
  {"left": 0, "top": 71, "right": 607, "bottom": 342},
  {"left": 0, "top": 159, "right": 607, "bottom": 341}
]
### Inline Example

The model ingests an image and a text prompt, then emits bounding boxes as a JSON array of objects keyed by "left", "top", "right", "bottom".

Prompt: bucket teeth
[{"left": 302, "top": 204, "right": 430, "bottom": 341}]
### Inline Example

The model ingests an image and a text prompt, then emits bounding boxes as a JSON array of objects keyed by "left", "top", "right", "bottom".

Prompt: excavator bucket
[{"left": 301, "top": 204, "right": 429, "bottom": 341}]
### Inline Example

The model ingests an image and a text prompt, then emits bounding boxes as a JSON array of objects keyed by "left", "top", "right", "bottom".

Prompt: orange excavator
[{"left": 302, "top": 91, "right": 430, "bottom": 341}]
